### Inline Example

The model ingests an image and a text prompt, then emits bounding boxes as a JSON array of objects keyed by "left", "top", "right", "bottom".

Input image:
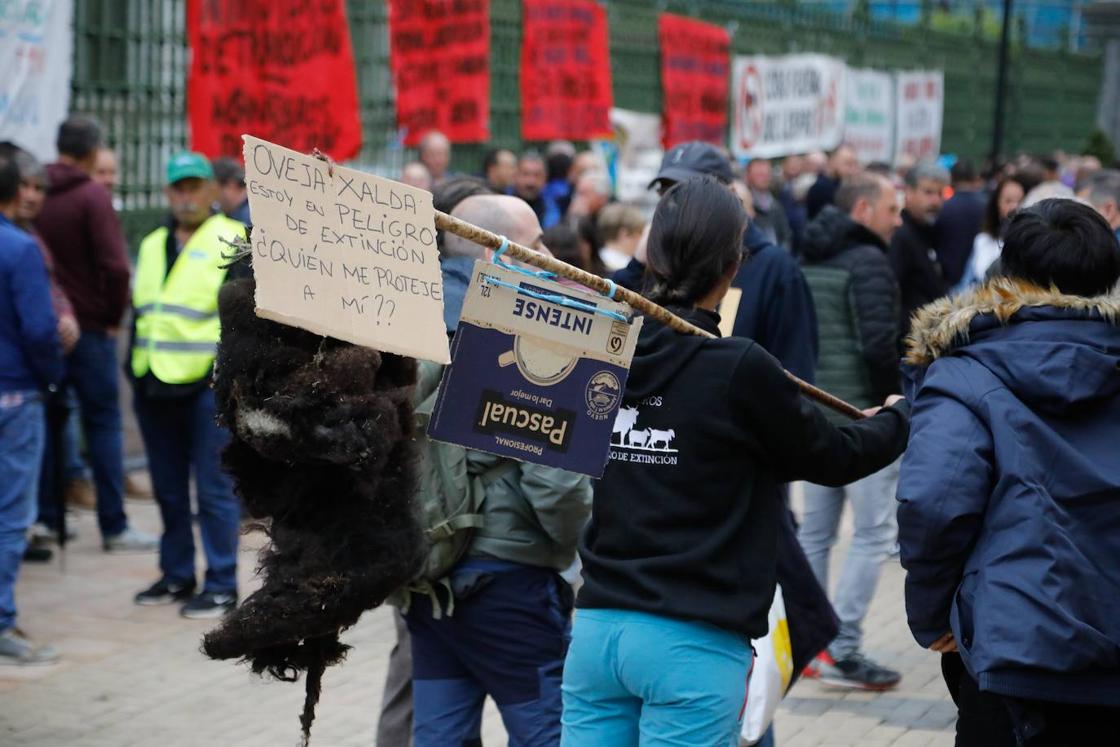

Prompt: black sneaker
[
  {"left": 135, "top": 578, "right": 197, "bottom": 606},
  {"left": 22, "top": 543, "right": 53, "bottom": 563},
  {"left": 180, "top": 591, "right": 237, "bottom": 620},
  {"left": 820, "top": 653, "right": 902, "bottom": 691}
]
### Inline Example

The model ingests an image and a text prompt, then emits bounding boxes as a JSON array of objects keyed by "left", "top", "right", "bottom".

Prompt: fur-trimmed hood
[
  {"left": 903, "top": 277, "right": 1120, "bottom": 414},
  {"left": 905, "top": 277, "right": 1120, "bottom": 366}
]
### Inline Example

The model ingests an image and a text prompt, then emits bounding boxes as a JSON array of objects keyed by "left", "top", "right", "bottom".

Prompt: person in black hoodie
[
  {"left": 798, "top": 172, "right": 906, "bottom": 690},
  {"left": 890, "top": 160, "right": 951, "bottom": 340},
  {"left": 561, "top": 176, "right": 911, "bottom": 746}
]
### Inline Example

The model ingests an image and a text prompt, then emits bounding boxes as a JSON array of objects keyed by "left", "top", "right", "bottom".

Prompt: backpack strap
[
  {"left": 426, "top": 512, "right": 486, "bottom": 541},
  {"left": 424, "top": 461, "right": 513, "bottom": 541}
]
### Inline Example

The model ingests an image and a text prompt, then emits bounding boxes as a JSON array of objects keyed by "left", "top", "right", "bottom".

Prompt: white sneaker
[
  {"left": 29, "top": 522, "right": 77, "bottom": 544},
  {"left": 102, "top": 526, "right": 158, "bottom": 553},
  {"left": 0, "top": 628, "right": 60, "bottom": 665}
]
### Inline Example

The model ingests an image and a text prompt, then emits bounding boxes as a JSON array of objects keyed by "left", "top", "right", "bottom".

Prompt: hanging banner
[
  {"left": 0, "top": 0, "right": 73, "bottom": 161},
  {"left": 243, "top": 135, "right": 449, "bottom": 364},
  {"left": 843, "top": 68, "right": 894, "bottom": 164},
  {"left": 429, "top": 262, "right": 642, "bottom": 478},
  {"left": 893, "top": 70, "right": 944, "bottom": 163},
  {"left": 521, "top": 0, "right": 613, "bottom": 141},
  {"left": 607, "top": 108, "right": 662, "bottom": 210},
  {"left": 187, "top": 0, "right": 362, "bottom": 160},
  {"left": 388, "top": 0, "right": 489, "bottom": 146},
  {"left": 731, "top": 54, "right": 846, "bottom": 159},
  {"left": 658, "top": 13, "right": 730, "bottom": 149}
]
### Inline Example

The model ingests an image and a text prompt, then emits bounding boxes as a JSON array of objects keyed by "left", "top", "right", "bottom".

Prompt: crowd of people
[
  {"left": 2, "top": 116, "right": 1118, "bottom": 747},
  {"left": 380, "top": 131, "right": 1120, "bottom": 746},
  {"left": 1, "top": 117, "right": 255, "bottom": 667}
]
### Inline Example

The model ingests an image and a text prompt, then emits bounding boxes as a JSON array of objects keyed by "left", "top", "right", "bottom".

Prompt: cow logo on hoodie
[{"left": 609, "top": 403, "right": 678, "bottom": 465}]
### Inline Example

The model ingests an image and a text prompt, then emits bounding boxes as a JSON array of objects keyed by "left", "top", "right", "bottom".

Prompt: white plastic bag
[{"left": 740, "top": 585, "right": 794, "bottom": 745}]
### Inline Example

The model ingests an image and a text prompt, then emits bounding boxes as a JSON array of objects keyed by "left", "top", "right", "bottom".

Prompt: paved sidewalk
[{"left": 1, "top": 493, "right": 954, "bottom": 746}]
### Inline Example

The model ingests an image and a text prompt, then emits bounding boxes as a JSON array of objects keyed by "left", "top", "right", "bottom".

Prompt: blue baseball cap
[{"left": 649, "top": 141, "right": 735, "bottom": 190}]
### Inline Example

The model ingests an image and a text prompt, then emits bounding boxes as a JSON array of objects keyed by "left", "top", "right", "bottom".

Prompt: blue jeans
[
  {"left": 1, "top": 397, "right": 45, "bottom": 632},
  {"left": 406, "top": 559, "right": 571, "bottom": 747},
  {"left": 39, "top": 331, "right": 127, "bottom": 538},
  {"left": 133, "top": 388, "right": 238, "bottom": 593},
  {"left": 63, "top": 399, "right": 87, "bottom": 481},
  {"left": 798, "top": 460, "right": 899, "bottom": 659},
  {"left": 562, "top": 608, "right": 752, "bottom": 747}
]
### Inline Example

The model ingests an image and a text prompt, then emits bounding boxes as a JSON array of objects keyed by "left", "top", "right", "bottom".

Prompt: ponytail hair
[{"left": 644, "top": 176, "right": 746, "bottom": 307}]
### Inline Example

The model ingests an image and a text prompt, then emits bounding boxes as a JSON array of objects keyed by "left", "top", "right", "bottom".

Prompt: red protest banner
[
  {"left": 389, "top": 0, "right": 490, "bottom": 146},
  {"left": 658, "top": 13, "right": 730, "bottom": 148},
  {"left": 187, "top": 0, "right": 362, "bottom": 160},
  {"left": 521, "top": 0, "right": 613, "bottom": 142}
]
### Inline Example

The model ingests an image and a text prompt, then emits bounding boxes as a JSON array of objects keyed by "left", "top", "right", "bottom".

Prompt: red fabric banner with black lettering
[
  {"left": 389, "top": 0, "right": 490, "bottom": 146},
  {"left": 186, "top": 0, "right": 362, "bottom": 160},
  {"left": 520, "top": 0, "right": 613, "bottom": 141},
  {"left": 658, "top": 13, "right": 730, "bottom": 148}
]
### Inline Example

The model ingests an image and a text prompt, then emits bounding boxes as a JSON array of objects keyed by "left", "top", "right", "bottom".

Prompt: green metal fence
[{"left": 68, "top": 0, "right": 1103, "bottom": 247}]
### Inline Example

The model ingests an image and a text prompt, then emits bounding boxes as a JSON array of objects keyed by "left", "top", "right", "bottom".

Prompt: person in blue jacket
[
  {"left": 898, "top": 198, "right": 1120, "bottom": 746},
  {"left": 0, "top": 149, "right": 63, "bottom": 664}
]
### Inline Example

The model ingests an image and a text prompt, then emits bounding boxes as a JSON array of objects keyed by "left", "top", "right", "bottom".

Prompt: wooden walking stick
[
  {"left": 302, "top": 148, "right": 866, "bottom": 421},
  {"left": 434, "top": 210, "right": 866, "bottom": 421}
]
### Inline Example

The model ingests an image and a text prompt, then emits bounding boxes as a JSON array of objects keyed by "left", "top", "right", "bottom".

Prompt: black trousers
[{"left": 942, "top": 653, "right": 1120, "bottom": 746}]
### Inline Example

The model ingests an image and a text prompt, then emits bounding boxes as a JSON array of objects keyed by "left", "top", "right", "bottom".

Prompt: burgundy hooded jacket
[{"left": 34, "top": 162, "right": 130, "bottom": 333}]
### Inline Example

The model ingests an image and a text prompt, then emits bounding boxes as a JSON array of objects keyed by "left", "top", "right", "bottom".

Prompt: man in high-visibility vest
[{"left": 130, "top": 153, "right": 244, "bottom": 618}]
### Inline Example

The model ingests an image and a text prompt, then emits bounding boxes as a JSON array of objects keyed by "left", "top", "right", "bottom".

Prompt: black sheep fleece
[{"left": 203, "top": 275, "right": 424, "bottom": 743}]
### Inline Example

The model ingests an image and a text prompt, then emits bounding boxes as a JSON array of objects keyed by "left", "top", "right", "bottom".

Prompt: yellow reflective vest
[{"left": 131, "top": 214, "right": 245, "bottom": 384}]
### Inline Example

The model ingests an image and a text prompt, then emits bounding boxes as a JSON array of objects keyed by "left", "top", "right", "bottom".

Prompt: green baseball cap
[{"left": 167, "top": 152, "right": 214, "bottom": 185}]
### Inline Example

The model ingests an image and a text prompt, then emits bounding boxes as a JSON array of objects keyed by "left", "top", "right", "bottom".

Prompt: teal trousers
[{"left": 561, "top": 608, "right": 752, "bottom": 747}]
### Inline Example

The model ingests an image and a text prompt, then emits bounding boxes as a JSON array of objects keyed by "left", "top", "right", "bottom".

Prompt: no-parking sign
[{"left": 731, "top": 54, "right": 846, "bottom": 159}]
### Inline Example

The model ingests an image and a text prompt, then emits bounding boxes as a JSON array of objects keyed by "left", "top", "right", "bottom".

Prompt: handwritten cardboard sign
[
  {"left": 187, "top": 0, "right": 362, "bottom": 159},
  {"left": 243, "top": 135, "right": 449, "bottom": 364},
  {"left": 428, "top": 262, "right": 642, "bottom": 478}
]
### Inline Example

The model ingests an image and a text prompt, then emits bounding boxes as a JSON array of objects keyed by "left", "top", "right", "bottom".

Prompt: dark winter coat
[
  {"left": 806, "top": 174, "right": 839, "bottom": 220},
  {"left": 751, "top": 188, "right": 793, "bottom": 252},
  {"left": 934, "top": 189, "right": 986, "bottom": 287},
  {"left": 898, "top": 279, "right": 1120, "bottom": 705},
  {"left": 577, "top": 307, "right": 910, "bottom": 638},
  {"left": 889, "top": 210, "right": 948, "bottom": 339},
  {"left": 34, "top": 162, "right": 131, "bottom": 332},
  {"left": 777, "top": 183, "right": 807, "bottom": 255},
  {"left": 801, "top": 206, "right": 901, "bottom": 410},
  {"left": 611, "top": 222, "right": 819, "bottom": 383}
]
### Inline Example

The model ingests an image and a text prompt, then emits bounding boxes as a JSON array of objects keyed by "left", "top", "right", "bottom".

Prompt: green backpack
[{"left": 397, "top": 360, "right": 514, "bottom": 617}]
